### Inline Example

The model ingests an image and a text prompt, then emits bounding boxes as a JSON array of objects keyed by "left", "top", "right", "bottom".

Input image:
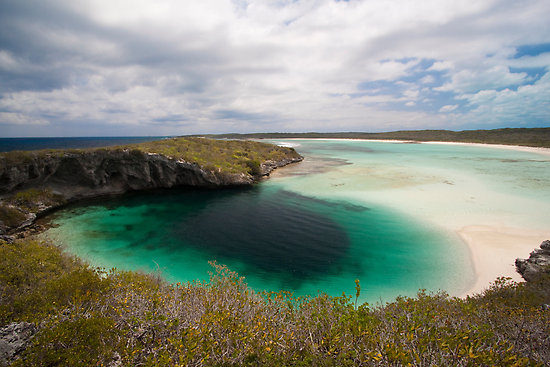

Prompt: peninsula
[{"left": 0, "top": 137, "right": 302, "bottom": 236}]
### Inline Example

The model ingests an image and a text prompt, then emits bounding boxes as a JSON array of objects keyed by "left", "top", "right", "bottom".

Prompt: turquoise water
[{"left": 44, "top": 140, "right": 550, "bottom": 303}]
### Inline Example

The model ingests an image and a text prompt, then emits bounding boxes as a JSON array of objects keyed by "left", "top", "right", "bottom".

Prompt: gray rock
[
  {"left": 0, "top": 235, "right": 15, "bottom": 243},
  {"left": 0, "top": 148, "right": 302, "bottom": 232},
  {"left": 0, "top": 322, "right": 37, "bottom": 365},
  {"left": 515, "top": 240, "right": 550, "bottom": 282},
  {"left": 0, "top": 149, "right": 302, "bottom": 197}
]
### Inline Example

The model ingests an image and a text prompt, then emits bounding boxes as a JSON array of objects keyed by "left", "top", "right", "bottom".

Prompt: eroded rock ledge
[
  {"left": 0, "top": 145, "right": 302, "bottom": 235},
  {"left": 515, "top": 240, "right": 550, "bottom": 282}
]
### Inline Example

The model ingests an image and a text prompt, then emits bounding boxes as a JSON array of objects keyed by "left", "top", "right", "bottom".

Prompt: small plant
[{"left": 354, "top": 278, "right": 361, "bottom": 309}]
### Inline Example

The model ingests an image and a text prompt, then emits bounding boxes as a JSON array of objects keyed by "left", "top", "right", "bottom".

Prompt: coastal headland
[{"left": 0, "top": 137, "right": 302, "bottom": 236}]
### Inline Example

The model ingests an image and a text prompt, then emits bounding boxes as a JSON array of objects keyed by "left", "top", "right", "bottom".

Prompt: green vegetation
[
  {"left": 8, "top": 188, "right": 65, "bottom": 211},
  {"left": 199, "top": 127, "right": 550, "bottom": 148},
  {"left": 128, "top": 137, "right": 301, "bottom": 175},
  {"left": 1, "top": 239, "right": 549, "bottom": 366},
  {"left": 0, "top": 189, "right": 66, "bottom": 231},
  {"left": 0, "top": 206, "right": 27, "bottom": 229},
  {"left": 0, "top": 138, "right": 301, "bottom": 178}
]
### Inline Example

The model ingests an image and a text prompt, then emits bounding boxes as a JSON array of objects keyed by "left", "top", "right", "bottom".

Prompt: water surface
[{"left": 45, "top": 139, "right": 550, "bottom": 303}]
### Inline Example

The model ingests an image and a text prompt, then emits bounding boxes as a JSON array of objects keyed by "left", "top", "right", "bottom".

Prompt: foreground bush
[{"left": 1, "top": 239, "right": 549, "bottom": 366}]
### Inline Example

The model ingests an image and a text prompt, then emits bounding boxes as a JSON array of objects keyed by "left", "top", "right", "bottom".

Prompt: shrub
[
  {"left": 0, "top": 240, "right": 108, "bottom": 323},
  {"left": 1, "top": 239, "right": 549, "bottom": 366},
  {"left": 12, "top": 316, "right": 121, "bottom": 367},
  {"left": 0, "top": 205, "right": 27, "bottom": 228}
]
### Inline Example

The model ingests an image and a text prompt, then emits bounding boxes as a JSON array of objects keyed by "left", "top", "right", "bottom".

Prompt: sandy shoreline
[
  {"left": 457, "top": 226, "right": 550, "bottom": 297},
  {"left": 274, "top": 137, "right": 550, "bottom": 157},
  {"left": 272, "top": 138, "right": 550, "bottom": 298},
  {"left": 423, "top": 141, "right": 550, "bottom": 157}
]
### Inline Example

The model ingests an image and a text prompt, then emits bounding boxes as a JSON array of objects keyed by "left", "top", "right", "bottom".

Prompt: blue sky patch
[{"left": 514, "top": 43, "right": 550, "bottom": 58}]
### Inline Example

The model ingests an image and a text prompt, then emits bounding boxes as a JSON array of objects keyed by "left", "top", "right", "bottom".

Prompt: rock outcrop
[
  {"left": 0, "top": 322, "right": 37, "bottom": 365},
  {"left": 0, "top": 149, "right": 301, "bottom": 197},
  {"left": 515, "top": 240, "right": 550, "bottom": 282},
  {"left": 0, "top": 147, "right": 302, "bottom": 234}
]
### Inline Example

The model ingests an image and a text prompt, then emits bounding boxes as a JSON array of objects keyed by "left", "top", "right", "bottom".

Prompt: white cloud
[
  {"left": 420, "top": 75, "right": 436, "bottom": 84},
  {"left": 439, "top": 105, "right": 458, "bottom": 113},
  {"left": 435, "top": 65, "right": 529, "bottom": 93},
  {"left": 0, "top": 112, "right": 49, "bottom": 125},
  {"left": 458, "top": 71, "right": 550, "bottom": 124},
  {"left": 429, "top": 61, "right": 454, "bottom": 72},
  {"left": 1, "top": 0, "right": 550, "bottom": 136}
]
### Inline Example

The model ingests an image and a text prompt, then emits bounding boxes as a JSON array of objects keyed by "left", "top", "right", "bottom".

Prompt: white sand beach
[
  {"left": 458, "top": 225, "right": 550, "bottom": 296},
  {"left": 423, "top": 141, "right": 550, "bottom": 158},
  {"left": 424, "top": 142, "right": 550, "bottom": 296}
]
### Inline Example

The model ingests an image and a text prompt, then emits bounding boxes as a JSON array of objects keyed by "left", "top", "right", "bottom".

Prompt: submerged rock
[{"left": 515, "top": 240, "right": 550, "bottom": 282}]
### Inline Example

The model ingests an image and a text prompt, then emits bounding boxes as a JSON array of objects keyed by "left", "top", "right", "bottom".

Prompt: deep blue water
[{"left": 0, "top": 136, "right": 169, "bottom": 152}]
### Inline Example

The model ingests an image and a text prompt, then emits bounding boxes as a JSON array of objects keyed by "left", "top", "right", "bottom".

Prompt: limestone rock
[
  {"left": 0, "top": 322, "right": 37, "bottom": 365},
  {"left": 515, "top": 240, "right": 550, "bottom": 282},
  {"left": 0, "top": 148, "right": 302, "bottom": 233}
]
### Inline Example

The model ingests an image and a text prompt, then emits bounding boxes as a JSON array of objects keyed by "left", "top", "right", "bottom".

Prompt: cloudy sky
[{"left": 1, "top": 0, "right": 549, "bottom": 137}]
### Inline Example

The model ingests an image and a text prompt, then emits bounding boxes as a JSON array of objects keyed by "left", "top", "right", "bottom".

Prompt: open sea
[
  {"left": 39, "top": 139, "right": 550, "bottom": 303},
  {"left": 0, "top": 136, "right": 167, "bottom": 152}
]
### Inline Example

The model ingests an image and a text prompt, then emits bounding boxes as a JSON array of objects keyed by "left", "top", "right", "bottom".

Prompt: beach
[
  {"left": 458, "top": 225, "right": 549, "bottom": 296},
  {"left": 428, "top": 142, "right": 550, "bottom": 296}
]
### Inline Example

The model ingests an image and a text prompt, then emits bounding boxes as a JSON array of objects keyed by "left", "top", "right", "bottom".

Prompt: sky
[{"left": 0, "top": 0, "right": 549, "bottom": 137}]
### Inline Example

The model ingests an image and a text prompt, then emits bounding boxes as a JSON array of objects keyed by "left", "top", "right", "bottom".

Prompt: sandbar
[{"left": 423, "top": 141, "right": 550, "bottom": 158}]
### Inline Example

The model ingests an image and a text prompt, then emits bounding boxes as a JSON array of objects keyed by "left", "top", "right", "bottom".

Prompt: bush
[
  {"left": 12, "top": 316, "right": 121, "bottom": 367},
  {"left": 0, "top": 205, "right": 27, "bottom": 228},
  {"left": 0, "top": 240, "right": 108, "bottom": 323}
]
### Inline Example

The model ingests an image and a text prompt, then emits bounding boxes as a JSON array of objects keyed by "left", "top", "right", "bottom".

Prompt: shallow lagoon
[{"left": 44, "top": 139, "right": 550, "bottom": 303}]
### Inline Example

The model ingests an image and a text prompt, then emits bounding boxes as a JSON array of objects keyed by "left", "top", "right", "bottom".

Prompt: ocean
[{"left": 0, "top": 136, "right": 168, "bottom": 152}]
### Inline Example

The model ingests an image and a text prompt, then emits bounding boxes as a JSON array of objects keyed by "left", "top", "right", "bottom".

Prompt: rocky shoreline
[
  {"left": 516, "top": 240, "right": 550, "bottom": 282},
  {"left": 0, "top": 146, "right": 302, "bottom": 239}
]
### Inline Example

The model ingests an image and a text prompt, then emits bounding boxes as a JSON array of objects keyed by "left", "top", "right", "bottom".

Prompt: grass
[
  {"left": 0, "top": 205, "right": 27, "bottom": 229},
  {"left": 1, "top": 238, "right": 549, "bottom": 366}
]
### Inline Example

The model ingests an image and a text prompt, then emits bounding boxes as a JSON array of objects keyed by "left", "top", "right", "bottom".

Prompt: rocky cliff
[
  {"left": 0, "top": 149, "right": 299, "bottom": 197},
  {"left": 0, "top": 143, "right": 302, "bottom": 235},
  {"left": 515, "top": 240, "right": 550, "bottom": 282}
]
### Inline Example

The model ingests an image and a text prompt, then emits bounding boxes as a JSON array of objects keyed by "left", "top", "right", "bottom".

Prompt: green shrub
[
  {"left": 0, "top": 205, "right": 27, "bottom": 228},
  {"left": 13, "top": 316, "right": 121, "bottom": 367},
  {"left": 1, "top": 239, "right": 549, "bottom": 366},
  {"left": 129, "top": 137, "right": 301, "bottom": 175},
  {"left": 0, "top": 240, "right": 108, "bottom": 323},
  {"left": 10, "top": 188, "right": 65, "bottom": 210}
]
